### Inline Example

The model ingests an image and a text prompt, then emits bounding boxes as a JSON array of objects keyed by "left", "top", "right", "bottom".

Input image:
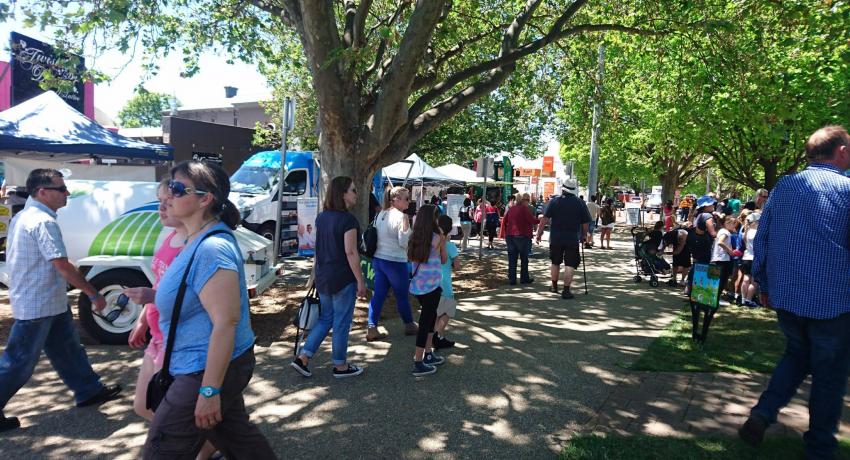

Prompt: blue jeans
[
  {"left": 506, "top": 236, "right": 531, "bottom": 283},
  {"left": 0, "top": 307, "right": 104, "bottom": 413},
  {"left": 751, "top": 309, "right": 850, "bottom": 459},
  {"left": 302, "top": 283, "right": 356, "bottom": 366},
  {"left": 367, "top": 258, "right": 414, "bottom": 327}
]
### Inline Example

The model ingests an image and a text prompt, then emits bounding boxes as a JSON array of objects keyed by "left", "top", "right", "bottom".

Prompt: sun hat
[
  {"left": 746, "top": 212, "right": 761, "bottom": 223},
  {"left": 561, "top": 179, "right": 578, "bottom": 195},
  {"left": 696, "top": 195, "right": 716, "bottom": 209}
]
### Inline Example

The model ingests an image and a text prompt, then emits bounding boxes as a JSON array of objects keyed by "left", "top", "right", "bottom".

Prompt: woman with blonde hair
[{"left": 366, "top": 185, "right": 417, "bottom": 341}]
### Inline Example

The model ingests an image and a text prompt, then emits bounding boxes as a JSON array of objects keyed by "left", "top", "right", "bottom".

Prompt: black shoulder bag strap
[{"left": 158, "top": 229, "right": 232, "bottom": 383}]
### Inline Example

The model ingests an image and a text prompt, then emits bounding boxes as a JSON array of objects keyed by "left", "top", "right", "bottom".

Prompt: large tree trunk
[
  {"left": 660, "top": 172, "right": 679, "bottom": 203},
  {"left": 318, "top": 140, "right": 381, "bottom": 227},
  {"left": 760, "top": 158, "right": 778, "bottom": 190}
]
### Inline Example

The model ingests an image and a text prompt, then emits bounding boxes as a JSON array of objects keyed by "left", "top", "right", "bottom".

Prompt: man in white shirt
[{"left": 0, "top": 169, "right": 122, "bottom": 433}]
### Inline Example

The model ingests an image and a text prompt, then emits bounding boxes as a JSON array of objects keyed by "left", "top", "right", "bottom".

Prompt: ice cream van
[{"left": 0, "top": 180, "right": 278, "bottom": 344}]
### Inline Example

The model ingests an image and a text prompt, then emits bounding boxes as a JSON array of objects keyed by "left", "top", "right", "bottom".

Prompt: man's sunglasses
[
  {"left": 93, "top": 293, "right": 129, "bottom": 324},
  {"left": 40, "top": 185, "right": 68, "bottom": 193},
  {"left": 168, "top": 180, "right": 208, "bottom": 197}
]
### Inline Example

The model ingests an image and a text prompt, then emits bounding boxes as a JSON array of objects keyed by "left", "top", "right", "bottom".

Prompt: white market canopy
[
  {"left": 435, "top": 163, "right": 481, "bottom": 183},
  {"left": 382, "top": 153, "right": 460, "bottom": 184}
]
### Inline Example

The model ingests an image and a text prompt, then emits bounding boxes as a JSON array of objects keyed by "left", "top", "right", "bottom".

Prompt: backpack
[{"left": 361, "top": 211, "right": 382, "bottom": 257}]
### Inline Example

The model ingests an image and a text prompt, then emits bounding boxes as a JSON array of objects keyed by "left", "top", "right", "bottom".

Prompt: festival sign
[
  {"left": 502, "top": 156, "right": 513, "bottom": 205},
  {"left": 542, "top": 156, "right": 554, "bottom": 177},
  {"left": 689, "top": 263, "right": 722, "bottom": 343},
  {"left": 446, "top": 194, "right": 464, "bottom": 227},
  {"left": 10, "top": 32, "right": 86, "bottom": 111}
]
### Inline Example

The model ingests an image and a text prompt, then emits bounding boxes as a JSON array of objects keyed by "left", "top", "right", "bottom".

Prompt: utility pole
[
  {"left": 272, "top": 96, "right": 294, "bottom": 266},
  {"left": 588, "top": 43, "right": 605, "bottom": 199},
  {"left": 478, "top": 159, "right": 490, "bottom": 261}
]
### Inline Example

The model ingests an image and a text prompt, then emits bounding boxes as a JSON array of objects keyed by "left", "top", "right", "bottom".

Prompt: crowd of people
[{"left": 1, "top": 125, "right": 849, "bottom": 459}]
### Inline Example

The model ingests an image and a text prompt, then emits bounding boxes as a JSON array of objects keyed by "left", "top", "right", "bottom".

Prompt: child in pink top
[
  {"left": 407, "top": 204, "right": 447, "bottom": 376},
  {"left": 143, "top": 231, "right": 183, "bottom": 366},
  {"left": 124, "top": 181, "right": 186, "bottom": 422}
]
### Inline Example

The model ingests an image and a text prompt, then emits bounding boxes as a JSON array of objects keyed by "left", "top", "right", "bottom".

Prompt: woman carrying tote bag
[{"left": 290, "top": 176, "right": 368, "bottom": 379}]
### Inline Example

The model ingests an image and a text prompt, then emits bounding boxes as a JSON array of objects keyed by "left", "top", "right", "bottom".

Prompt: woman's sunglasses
[{"left": 168, "top": 180, "right": 208, "bottom": 198}]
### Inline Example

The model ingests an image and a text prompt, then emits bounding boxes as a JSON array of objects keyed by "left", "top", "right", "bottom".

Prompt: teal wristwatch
[{"left": 199, "top": 386, "right": 221, "bottom": 398}]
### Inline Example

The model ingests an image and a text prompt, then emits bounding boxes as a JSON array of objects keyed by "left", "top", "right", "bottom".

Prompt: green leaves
[{"left": 117, "top": 88, "right": 176, "bottom": 128}]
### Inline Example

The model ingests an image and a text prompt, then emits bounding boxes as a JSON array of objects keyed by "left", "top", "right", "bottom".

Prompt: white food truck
[{"left": 0, "top": 179, "right": 278, "bottom": 344}]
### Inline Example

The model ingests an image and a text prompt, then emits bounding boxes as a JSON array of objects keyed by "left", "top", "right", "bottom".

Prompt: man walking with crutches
[{"left": 536, "top": 179, "right": 591, "bottom": 300}]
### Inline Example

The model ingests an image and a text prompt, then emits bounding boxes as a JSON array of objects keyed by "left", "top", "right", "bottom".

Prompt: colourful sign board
[
  {"left": 502, "top": 156, "right": 512, "bottom": 205},
  {"left": 542, "top": 156, "right": 554, "bottom": 176},
  {"left": 690, "top": 263, "right": 721, "bottom": 309}
]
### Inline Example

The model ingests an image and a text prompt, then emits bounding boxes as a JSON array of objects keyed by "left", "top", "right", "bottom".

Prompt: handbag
[
  {"left": 296, "top": 285, "right": 321, "bottom": 330},
  {"left": 146, "top": 229, "right": 230, "bottom": 412},
  {"left": 361, "top": 211, "right": 382, "bottom": 257},
  {"left": 293, "top": 285, "right": 321, "bottom": 356}
]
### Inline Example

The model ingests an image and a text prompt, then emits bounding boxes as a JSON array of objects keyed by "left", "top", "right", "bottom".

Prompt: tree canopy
[
  {"left": 554, "top": 1, "right": 850, "bottom": 197},
  {"left": 9, "top": 0, "right": 681, "bottom": 222},
  {"left": 117, "top": 87, "right": 175, "bottom": 128}
]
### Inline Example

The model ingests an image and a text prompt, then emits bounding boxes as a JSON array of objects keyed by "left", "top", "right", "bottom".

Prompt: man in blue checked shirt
[{"left": 739, "top": 126, "right": 850, "bottom": 459}]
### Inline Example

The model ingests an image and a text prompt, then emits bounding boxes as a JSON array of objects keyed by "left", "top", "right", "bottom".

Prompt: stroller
[{"left": 630, "top": 226, "right": 671, "bottom": 287}]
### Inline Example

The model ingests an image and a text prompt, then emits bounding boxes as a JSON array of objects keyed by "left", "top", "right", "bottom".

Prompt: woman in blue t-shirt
[
  {"left": 143, "top": 161, "right": 276, "bottom": 459},
  {"left": 291, "top": 176, "right": 368, "bottom": 379}
]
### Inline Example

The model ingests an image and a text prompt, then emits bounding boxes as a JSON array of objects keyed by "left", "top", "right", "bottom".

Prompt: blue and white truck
[{"left": 229, "top": 150, "right": 319, "bottom": 257}]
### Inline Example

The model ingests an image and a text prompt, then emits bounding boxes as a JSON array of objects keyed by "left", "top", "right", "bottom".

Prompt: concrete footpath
[{"left": 0, "top": 233, "right": 843, "bottom": 459}]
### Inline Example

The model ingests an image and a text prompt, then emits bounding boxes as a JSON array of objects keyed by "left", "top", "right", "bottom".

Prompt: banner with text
[{"left": 10, "top": 32, "right": 86, "bottom": 111}]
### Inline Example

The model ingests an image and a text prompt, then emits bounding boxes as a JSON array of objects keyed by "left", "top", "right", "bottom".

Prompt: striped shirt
[
  {"left": 752, "top": 163, "right": 850, "bottom": 319},
  {"left": 7, "top": 198, "right": 69, "bottom": 320}
]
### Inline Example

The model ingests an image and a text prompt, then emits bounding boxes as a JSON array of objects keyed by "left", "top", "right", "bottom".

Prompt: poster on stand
[
  {"left": 446, "top": 194, "right": 464, "bottom": 226},
  {"left": 0, "top": 205, "right": 11, "bottom": 238},
  {"left": 296, "top": 197, "right": 318, "bottom": 257},
  {"left": 690, "top": 263, "right": 721, "bottom": 309}
]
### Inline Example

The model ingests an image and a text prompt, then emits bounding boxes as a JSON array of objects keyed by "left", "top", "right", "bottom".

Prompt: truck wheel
[
  {"left": 258, "top": 222, "right": 276, "bottom": 240},
  {"left": 78, "top": 269, "right": 151, "bottom": 345}
]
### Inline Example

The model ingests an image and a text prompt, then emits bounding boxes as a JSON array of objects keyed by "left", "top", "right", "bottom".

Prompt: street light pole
[
  {"left": 588, "top": 43, "right": 605, "bottom": 199},
  {"left": 272, "top": 96, "right": 294, "bottom": 267}
]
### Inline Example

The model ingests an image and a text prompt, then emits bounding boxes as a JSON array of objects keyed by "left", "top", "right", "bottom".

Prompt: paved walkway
[{"left": 0, "top": 232, "right": 845, "bottom": 459}]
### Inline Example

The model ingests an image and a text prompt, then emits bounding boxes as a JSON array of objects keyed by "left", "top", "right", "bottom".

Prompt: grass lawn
[
  {"left": 560, "top": 435, "right": 850, "bottom": 460},
  {"left": 630, "top": 305, "right": 785, "bottom": 373}
]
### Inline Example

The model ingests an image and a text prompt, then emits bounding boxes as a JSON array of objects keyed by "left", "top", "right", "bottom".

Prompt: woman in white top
[
  {"left": 739, "top": 212, "right": 760, "bottom": 307},
  {"left": 711, "top": 215, "right": 740, "bottom": 304},
  {"left": 459, "top": 198, "right": 473, "bottom": 251},
  {"left": 366, "top": 186, "right": 417, "bottom": 341}
]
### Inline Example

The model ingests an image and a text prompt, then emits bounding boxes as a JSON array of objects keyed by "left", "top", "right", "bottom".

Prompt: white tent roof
[
  {"left": 435, "top": 163, "right": 482, "bottom": 183},
  {"left": 382, "top": 153, "right": 459, "bottom": 184}
]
